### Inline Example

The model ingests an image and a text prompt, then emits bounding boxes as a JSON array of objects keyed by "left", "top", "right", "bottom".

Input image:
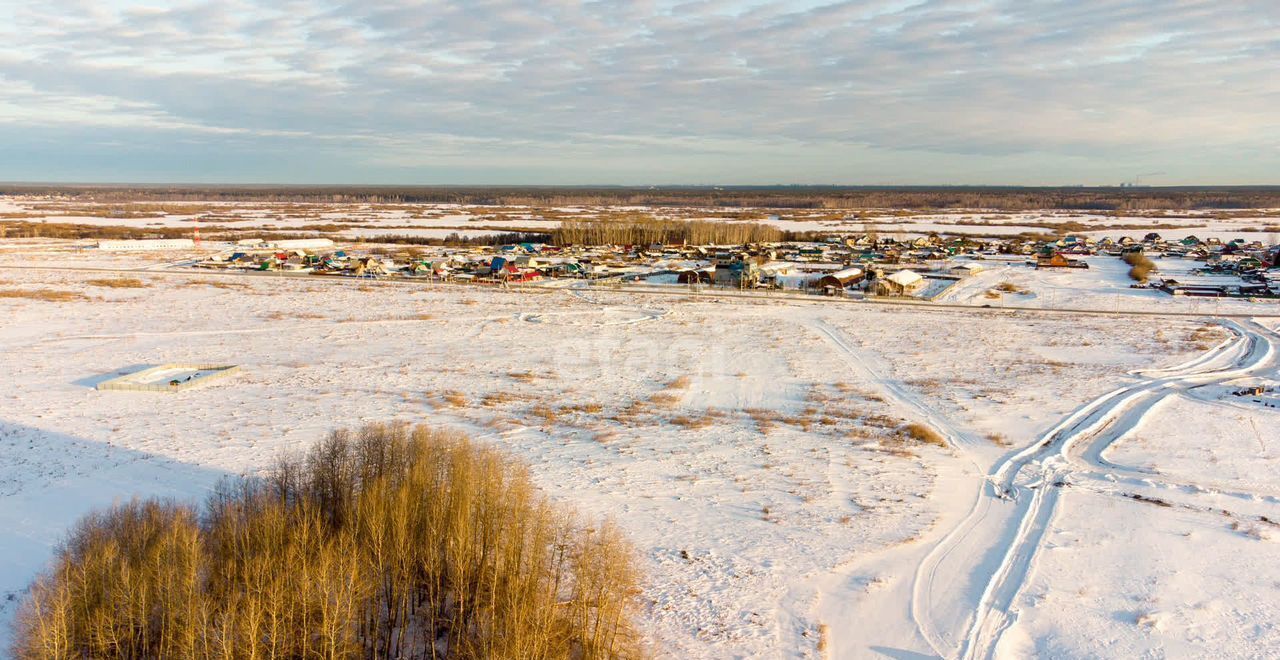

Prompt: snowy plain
[
  {"left": 6, "top": 195, "right": 1280, "bottom": 243},
  {"left": 1, "top": 242, "right": 1279, "bottom": 658}
]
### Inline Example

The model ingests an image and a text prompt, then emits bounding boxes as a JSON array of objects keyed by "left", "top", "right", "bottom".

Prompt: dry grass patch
[
  {"left": 561, "top": 402, "right": 604, "bottom": 414},
  {"left": 440, "top": 390, "right": 468, "bottom": 407},
  {"left": 508, "top": 371, "right": 537, "bottom": 383},
  {"left": 900, "top": 422, "right": 947, "bottom": 447},
  {"left": 664, "top": 375, "right": 692, "bottom": 390},
  {"left": 262, "top": 310, "right": 325, "bottom": 321},
  {"left": 905, "top": 377, "right": 944, "bottom": 395},
  {"left": 529, "top": 404, "right": 559, "bottom": 424},
  {"left": 648, "top": 392, "right": 681, "bottom": 407},
  {"left": 205, "top": 280, "right": 250, "bottom": 290},
  {"left": 85, "top": 277, "right": 148, "bottom": 288},
  {"left": 481, "top": 391, "right": 527, "bottom": 407},
  {"left": 863, "top": 414, "right": 901, "bottom": 429},
  {"left": 0, "top": 288, "right": 87, "bottom": 302},
  {"left": 745, "top": 408, "right": 780, "bottom": 434},
  {"left": 670, "top": 413, "right": 715, "bottom": 429}
]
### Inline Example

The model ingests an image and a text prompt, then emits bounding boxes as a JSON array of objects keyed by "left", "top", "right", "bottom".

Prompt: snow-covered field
[
  {"left": 2, "top": 249, "right": 1279, "bottom": 658},
  {"left": 5, "top": 195, "right": 1279, "bottom": 242},
  {"left": 938, "top": 256, "right": 1280, "bottom": 315}
]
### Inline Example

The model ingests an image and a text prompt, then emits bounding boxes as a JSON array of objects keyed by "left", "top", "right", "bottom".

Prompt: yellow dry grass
[
  {"left": 85, "top": 277, "right": 148, "bottom": 288},
  {"left": 0, "top": 288, "right": 87, "bottom": 302}
]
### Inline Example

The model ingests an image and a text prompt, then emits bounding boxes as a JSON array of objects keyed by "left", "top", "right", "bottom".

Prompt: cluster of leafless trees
[
  {"left": 552, "top": 218, "right": 787, "bottom": 246},
  {"left": 1123, "top": 252, "right": 1158, "bottom": 282},
  {"left": 13, "top": 424, "right": 641, "bottom": 659},
  {"left": 7, "top": 185, "right": 1280, "bottom": 210}
]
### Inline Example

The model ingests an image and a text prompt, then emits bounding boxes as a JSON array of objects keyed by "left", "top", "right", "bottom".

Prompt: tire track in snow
[
  {"left": 959, "top": 320, "right": 1276, "bottom": 660},
  {"left": 800, "top": 313, "right": 1275, "bottom": 660},
  {"left": 801, "top": 314, "right": 986, "bottom": 658}
]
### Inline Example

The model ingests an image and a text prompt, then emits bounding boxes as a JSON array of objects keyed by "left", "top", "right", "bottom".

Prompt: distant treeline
[
  {"left": 14, "top": 424, "right": 640, "bottom": 659},
  {"left": 0, "top": 221, "right": 198, "bottom": 241},
  {"left": 5, "top": 185, "right": 1280, "bottom": 211},
  {"left": 355, "top": 231, "right": 552, "bottom": 246},
  {"left": 0, "top": 221, "right": 550, "bottom": 247},
  {"left": 552, "top": 219, "right": 824, "bottom": 246}
]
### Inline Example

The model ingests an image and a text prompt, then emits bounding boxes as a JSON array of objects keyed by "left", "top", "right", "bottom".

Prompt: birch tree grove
[
  {"left": 13, "top": 424, "right": 643, "bottom": 660},
  {"left": 552, "top": 218, "right": 785, "bottom": 246}
]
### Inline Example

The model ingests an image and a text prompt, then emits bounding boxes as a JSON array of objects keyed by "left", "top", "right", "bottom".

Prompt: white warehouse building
[{"left": 97, "top": 238, "right": 196, "bottom": 251}]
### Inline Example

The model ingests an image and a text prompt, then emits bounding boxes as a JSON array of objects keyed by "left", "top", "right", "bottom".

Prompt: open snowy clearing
[
  {"left": 5, "top": 196, "right": 1280, "bottom": 241},
  {"left": 2, "top": 254, "right": 1278, "bottom": 658},
  {"left": 938, "top": 256, "right": 1280, "bottom": 316}
]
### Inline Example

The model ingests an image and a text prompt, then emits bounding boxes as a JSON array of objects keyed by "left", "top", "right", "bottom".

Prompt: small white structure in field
[
  {"left": 272, "top": 238, "right": 334, "bottom": 250},
  {"left": 98, "top": 238, "right": 196, "bottom": 251},
  {"left": 950, "top": 262, "right": 985, "bottom": 277},
  {"left": 97, "top": 364, "right": 241, "bottom": 392}
]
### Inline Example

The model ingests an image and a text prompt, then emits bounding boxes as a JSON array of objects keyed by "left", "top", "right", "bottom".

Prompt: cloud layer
[{"left": 1, "top": 0, "right": 1277, "bottom": 184}]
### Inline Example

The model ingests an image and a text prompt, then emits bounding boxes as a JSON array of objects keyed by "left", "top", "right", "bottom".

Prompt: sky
[{"left": 0, "top": 0, "right": 1277, "bottom": 185}]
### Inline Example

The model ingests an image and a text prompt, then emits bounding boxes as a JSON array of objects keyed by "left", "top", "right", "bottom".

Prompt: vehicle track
[
  {"left": 802, "top": 315, "right": 986, "bottom": 657},
  {"left": 957, "top": 320, "right": 1277, "bottom": 659}
]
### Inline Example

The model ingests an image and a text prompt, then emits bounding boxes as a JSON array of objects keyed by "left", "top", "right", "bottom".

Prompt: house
[
  {"left": 713, "top": 260, "right": 760, "bottom": 287},
  {"left": 514, "top": 255, "right": 548, "bottom": 270},
  {"left": 1059, "top": 235, "right": 1089, "bottom": 250},
  {"left": 1235, "top": 256, "right": 1263, "bottom": 272},
  {"left": 874, "top": 269, "right": 925, "bottom": 296},
  {"left": 351, "top": 257, "right": 388, "bottom": 277},
  {"left": 813, "top": 267, "right": 865, "bottom": 293},
  {"left": 1036, "top": 253, "right": 1088, "bottom": 269},
  {"left": 797, "top": 245, "right": 828, "bottom": 261},
  {"left": 676, "top": 268, "right": 714, "bottom": 284},
  {"left": 950, "top": 262, "right": 985, "bottom": 277}
]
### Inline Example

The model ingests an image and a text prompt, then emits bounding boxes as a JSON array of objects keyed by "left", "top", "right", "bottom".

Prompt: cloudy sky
[{"left": 0, "top": 1, "right": 1276, "bottom": 185}]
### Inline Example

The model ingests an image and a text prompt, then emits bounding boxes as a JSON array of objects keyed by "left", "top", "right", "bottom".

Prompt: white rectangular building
[{"left": 97, "top": 238, "right": 196, "bottom": 251}]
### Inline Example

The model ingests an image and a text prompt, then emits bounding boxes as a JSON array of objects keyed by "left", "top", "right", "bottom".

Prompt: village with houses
[{"left": 152, "top": 228, "right": 1280, "bottom": 302}]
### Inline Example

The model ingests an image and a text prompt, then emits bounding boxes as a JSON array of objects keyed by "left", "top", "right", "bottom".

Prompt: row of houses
[{"left": 187, "top": 228, "right": 1280, "bottom": 299}]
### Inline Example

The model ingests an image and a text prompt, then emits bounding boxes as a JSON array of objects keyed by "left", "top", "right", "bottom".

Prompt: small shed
[{"left": 950, "top": 262, "right": 985, "bottom": 277}]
